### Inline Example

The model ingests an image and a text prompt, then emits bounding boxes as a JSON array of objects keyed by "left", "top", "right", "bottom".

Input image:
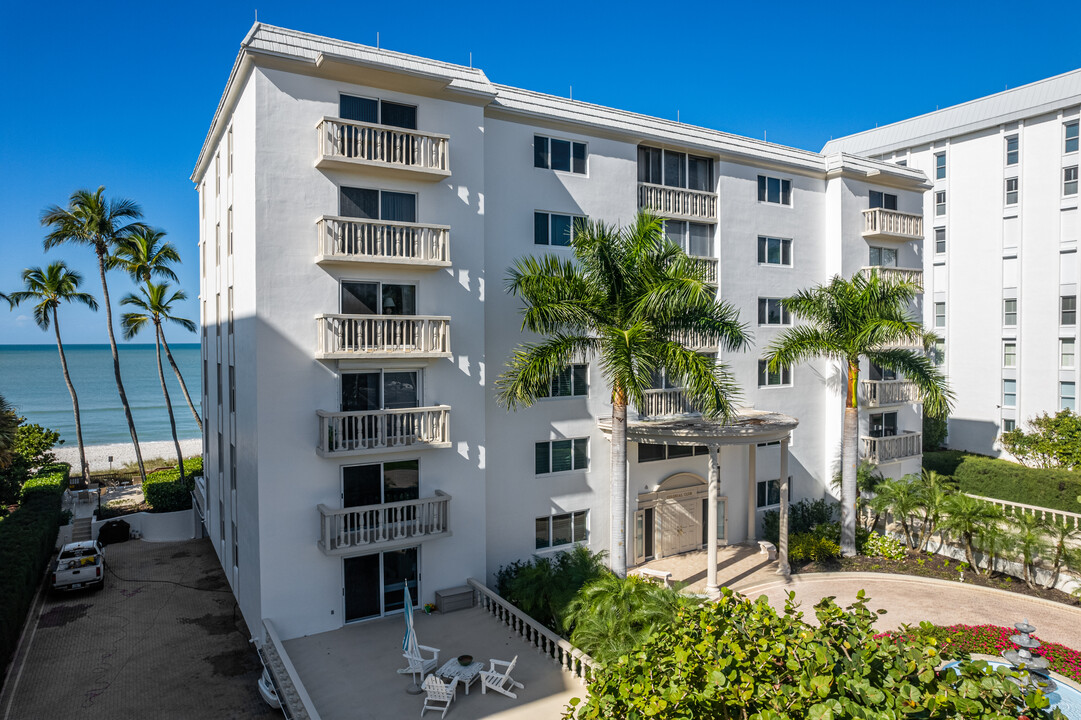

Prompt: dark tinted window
[
  {"left": 638, "top": 146, "right": 662, "bottom": 183},
  {"left": 340, "top": 95, "right": 378, "bottom": 123},
  {"left": 381, "top": 192, "right": 416, "bottom": 223},
  {"left": 340, "top": 187, "right": 379, "bottom": 219},
  {"left": 551, "top": 139, "right": 571, "bottom": 171},
  {"left": 534, "top": 136, "right": 549, "bottom": 168},
  {"left": 380, "top": 101, "right": 417, "bottom": 129},
  {"left": 688, "top": 155, "right": 712, "bottom": 191},
  {"left": 572, "top": 142, "right": 587, "bottom": 174},
  {"left": 664, "top": 151, "right": 686, "bottom": 188},
  {"left": 534, "top": 212, "right": 549, "bottom": 245}
]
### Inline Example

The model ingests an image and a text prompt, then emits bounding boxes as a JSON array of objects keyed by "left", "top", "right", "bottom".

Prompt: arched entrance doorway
[{"left": 633, "top": 473, "right": 727, "bottom": 564}]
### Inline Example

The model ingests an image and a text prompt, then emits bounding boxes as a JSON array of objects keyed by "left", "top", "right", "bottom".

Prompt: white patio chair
[
  {"left": 479, "top": 655, "right": 524, "bottom": 699},
  {"left": 398, "top": 644, "right": 440, "bottom": 684},
  {"left": 420, "top": 674, "right": 457, "bottom": 718}
]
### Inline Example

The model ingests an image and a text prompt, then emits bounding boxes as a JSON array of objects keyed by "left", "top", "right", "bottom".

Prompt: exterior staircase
[{"left": 71, "top": 517, "right": 92, "bottom": 543}]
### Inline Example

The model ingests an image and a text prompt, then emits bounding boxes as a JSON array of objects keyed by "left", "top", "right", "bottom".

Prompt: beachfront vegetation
[
  {"left": 496, "top": 212, "right": 749, "bottom": 577},
  {"left": 762, "top": 270, "right": 953, "bottom": 557},
  {"left": 923, "top": 451, "right": 1081, "bottom": 514},
  {"left": 0, "top": 417, "right": 62, "bottom": 506},
  {"left": 495, "top": 546, "right": 608, "bottom": 631},
  {"left": 142, "top": 456, "right": 202, "bottom": 513},
  {"left": 0, "top": 395, "right": 17, "bottom": 468}
]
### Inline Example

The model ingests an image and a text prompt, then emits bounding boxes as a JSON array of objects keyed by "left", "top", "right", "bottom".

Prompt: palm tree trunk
[
  {"left": 964, "top": 534, "right": 977, "bottom": 570},
  {"left": 53, "top": 309, "right": 89, "bottom": 485},
  {"left": 610, "top": 388, "right": 628, "bottom": 578},
  {"left": 160, "top": 330, "right": 202, "bottom": 431},
  {"left": 155, "top": 325, "right": 184, "bottom": 478},
  {"left": 96, "top": 249, "right": 146, "bottom": 483},
  {"left": 840, "top": 361, "right": 859, "bottom": 557}
]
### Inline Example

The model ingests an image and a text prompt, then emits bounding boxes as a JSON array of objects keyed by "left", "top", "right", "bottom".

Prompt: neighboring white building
[
  {"left": 824, "top": 70, "right": 1081, "bottom": 457},
  {"left": 191, "top": 23, "right": 929, "bottom": 642}
]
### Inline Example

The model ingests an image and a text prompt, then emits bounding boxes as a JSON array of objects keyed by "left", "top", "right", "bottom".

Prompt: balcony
[
  {"left": 317, "top": 406, "right": 451, "bottom": 457},
  {"left": 638, "top": 183, "right": 717, "bottom": 222},
  {"left": 861, "top": 431, "right": 922, "bottom": 464},
  {"left": 859, "top": 266, "right": 923, "bottom": 290},
  {"left": 637, "top": 388, "right": 697, "bottom": 418},
  {"left": 316, "top": 315, "right": 451, "bottom": 360},
  {"left": 316, "top": 216, "right": 450, "bottom": 268},
  {"left": 316, "top": 117, "right": 450, "bottom": 180},
  {"left": 317, "top": 492, "right": 451, "bottom": 556},
  {"left": 862, "top": 208, "right": 923, "bottom": 242},
  {"left": 862, "top": 379, "right": 919, "bottom": 408}
]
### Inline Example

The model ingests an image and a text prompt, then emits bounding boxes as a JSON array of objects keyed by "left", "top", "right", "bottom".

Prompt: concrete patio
[
  {"left": 635, "top": 542, "right": 781, "bottom": 594},
  {"left": 282, "top": 606, "right": 586, "bottom": 719}
]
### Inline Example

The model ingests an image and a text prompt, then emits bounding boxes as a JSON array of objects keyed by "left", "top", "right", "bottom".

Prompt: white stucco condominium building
[
  {"left": 825, "top": 70, "right": 1081, "bottom": 457},
  {"left": 191, "top": 23, "right": 929, "bottom": 642}
]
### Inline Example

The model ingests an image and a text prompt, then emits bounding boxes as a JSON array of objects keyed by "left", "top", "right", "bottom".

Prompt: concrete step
[{"left": 71, "top": 518, "right": 92, "bottom": 542}]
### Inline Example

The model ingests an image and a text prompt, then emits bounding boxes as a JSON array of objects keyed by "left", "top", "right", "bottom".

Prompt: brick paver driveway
[{"left": 0, "top": 537, "right": 274, "bottom": 720}]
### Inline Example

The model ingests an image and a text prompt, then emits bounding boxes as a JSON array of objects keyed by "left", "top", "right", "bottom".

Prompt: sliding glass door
[{"left": 344, "top": 547, "right": 419, "bottom": 623}]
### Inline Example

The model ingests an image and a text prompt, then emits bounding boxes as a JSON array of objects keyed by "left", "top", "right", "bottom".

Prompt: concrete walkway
[{"left": 636, "top": 543, "right": 780, "bottom": 594}]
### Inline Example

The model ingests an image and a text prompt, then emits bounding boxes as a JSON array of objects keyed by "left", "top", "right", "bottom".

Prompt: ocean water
[{"left": 0, "top": 344, "right": 202, "bottom": 446}]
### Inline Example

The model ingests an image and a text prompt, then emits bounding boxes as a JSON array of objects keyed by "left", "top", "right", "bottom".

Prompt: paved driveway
[{"left": 0, "top": 538, "right": 274, "bottom": 720}]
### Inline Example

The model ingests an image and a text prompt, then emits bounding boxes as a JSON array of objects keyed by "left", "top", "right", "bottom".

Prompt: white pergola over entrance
[{"left": 599, "top": 408, "right": 799, "bottom": 593}]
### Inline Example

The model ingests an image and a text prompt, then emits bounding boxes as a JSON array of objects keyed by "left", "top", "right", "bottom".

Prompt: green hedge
[
  {"left": 142, "top": 456, "right": 202, "bottom": 513},
  {"left": 0, "top": 463, "right": 69, "bottom": 681},
  {"left": 924, "top": 450, "right": 1081, "bottom": 514}
]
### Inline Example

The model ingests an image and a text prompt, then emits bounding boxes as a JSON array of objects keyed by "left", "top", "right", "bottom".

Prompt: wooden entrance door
[{"left": 658, "top": 497, "right": 700, "bottom": 557}]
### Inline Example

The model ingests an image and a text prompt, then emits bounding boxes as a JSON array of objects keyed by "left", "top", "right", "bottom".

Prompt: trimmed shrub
[
  {"left": 141, "top": 456, "right": 202, "bottom": 513},
  {"left": 762, "top": 498, "right": 837, "bottom": 544},
  {"left": 788, "top": 532, "right": 840, "bottom": 562},
  {"left": 924, "top": 451, "right": 1081, "bottom": 514},
  {"left": 495, "top": 546, "right": 607, "bottom": 631}
]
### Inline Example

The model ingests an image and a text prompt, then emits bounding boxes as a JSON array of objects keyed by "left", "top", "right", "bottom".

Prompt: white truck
[{"left": 52, "top": 540, "right": 105, "bottom": 592}]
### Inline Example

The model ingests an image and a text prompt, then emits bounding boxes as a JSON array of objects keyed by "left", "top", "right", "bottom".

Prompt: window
[
  {"left": 1065, "top": 166, "right": 1079, "bottom": 196},
  {"left": 868, "top": 246, "right": 897, "bottom": 267},
  {"left": 232, "top": 520, "right": 238, "bottom": 569},
  {"left": 934, "top": 227, "right": 946, "bottom": 254},
  {"left": 340, "top": 186, "right": 417, "bottom": 223},
  {"left": 758, "top": 298, "right": 791, "bottom": 325},
  {"left": 535, "top": 438, "right": 589, "bottom": 474},
  {"left": 758, "top": 360, "right": 792, "bottom": 387},
  {"left": 1003, "top": 341, "right": 1016, "bottom": 368},
  {"left": 219, "top": 500, "right": 225, "bottom": 544},
  {"left": 895, "top": 159, "right": 907, "bottom": 167},
  {"left": 341, "top": 281, "right": 415, "bottom": 316},
  {"left": 869, "top": 190, "right": 898, "bottom": 210},
  {"left": 535, "top": 510, "right": 589, "bottom": 550},
  {"left": 227, "top": 127, "right": 233, "bottom": 176},
  {"left": 934, "top": 152, "right": 946, "bottom": 180},
  {"left": 227, "top": 207, "right": 233, "bottom": 256},
  {"left": 869, "top": 412, "right": 898, "bottom": 438},
  {"left": 1003, "top": 379, "right": 1017, "bottom": 407},
  {"left": 215, "top": 153, "right": 220, "bottom": 195},
  {"left": 1067, "top": 122, "right": 1079, "bottom": 154},
  {"left": 535, "top": 135, "right": 587, "bottom": 174},
  {"left": 1062, "top": 296, "right": 1077, "bottom": 325},
  {"left": 1061, "top": 382, "right": 1076, "bottom": 412},
  {"left": 1061, "top": 338, "right": 1075, "bottom": 368},
  {"left": 341, "top": 370, "right": 419, "bottom": 412},
  {"left": 637, "top": 443, "right": 708, "bottom": 463},
  {"left": 1004, "top": 298, "right": 1018, "bottom": 326},
  {"left": 1005, "top": 177, "right": 1019, "bottom": 206},
  {"left": 757, "top": 236, "right": 792, "bottom": 266},
  {"left": 933, "top": 337, "right": 945, "bottom": 366},
  {"left": 217, "top": 430, "right": 224, "bottom": 475},
  {"left": 534, "top": 211, "right": 583, "bottom": 246},
  {"left": 665, "top": 220, "right": 713, "bottom": 257},
  {"left": 1005, "top": 135, "right": 1019, "bottom": 166},
  {"left": 638, "top": 146, "right": 713, "bottom": 190},
  {"left": 215, "top": 223, "right": 220, "bottom": 267},
  {"left": 1002, "top": 418, "right": 1016, "bottom": 432},
  {"left": 869, "top": 363, "right": 897, "bottom": 381},
  {"left": 934, "top": 302, "right": 946, "bottom": 328},
  {"left": 340, "top": 94, "right": 417, "bottom": 129},
  {"left": 935, "top": 191, "right": 946, "bottom": 216},
  {"left": 540, "top": 364, "right": 588, "bottom": 398},
  {"left": 756, "top": 478, "right": 782, "bottom": 509},
  {"left": 757, "top": 175, "right": 792, "bottom": 205}
]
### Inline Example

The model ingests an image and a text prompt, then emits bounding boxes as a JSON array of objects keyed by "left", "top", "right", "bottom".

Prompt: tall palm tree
[
  {"left": 9, "top": 262, "right": 98, "bottom": 484},
  {"left": 1046, "top": 521, "right": 1081, "bottom": 588},
  {"left": 763, "top": 271, "right": 953, "bottom": 556},
  {"left": 871, "top": 477, "right": 922, "bottom": 548},
  {"left": 120, "top": 283, "right": 195, "bottom": 477},
  {"left": 41, "top": 187, "right": 149, "bottom": 482},
  {"left": 973, "top": 522, "right": 1014, "bottom": 577},
  {"left": 497, "top": 213, "right": 750, "bottom": 577},
  {"left": 914, "top": 469, "right": 953, "bottom": 552},
  {"left": 113, "top": 228, "right": 201, "bottom": 431},
  {"left": 941, "top": 493, "right": 1003, "bottom": 569},
  {"left": 1011, "top": 513, "right": 1049, "bottom": 589}
]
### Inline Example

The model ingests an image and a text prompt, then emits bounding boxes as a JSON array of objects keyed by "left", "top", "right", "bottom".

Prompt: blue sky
[{"left": 1, "top": 0, "right": 1076, "bottom": 344}]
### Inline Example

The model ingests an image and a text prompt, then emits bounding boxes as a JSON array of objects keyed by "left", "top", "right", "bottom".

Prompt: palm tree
[
  {"left": 9, "top": 262, "right": 98, "bottom": 484},
  {"left": 0, "top": 291, "right": 11, "bottom": 308},
  {"left": 41, "top": 187, "right": 149, "bottom": 482},
  {"left": 497, "top": 213, "right": 750, "bottom": 577},
  {"left": 0, "top": 394, "right": 18, "bottom": 468},
  {"left": 973, "top": 522, "right": 1014, "bottom": 577},
  {"left": 914, "top": 470, "right": 953, "bottom": 552},
  {"left": 941, "top": 494, "right": 1003, "bottom": 569},
  {"left": 763, "top": 271, "right": 953, "bottom": 556},
  {"left": 120, "top": 283, "right": 195, "bottom": 477},
  {"left": 1045, "top": 521, "right": 1081, "bottom": 588},
  {"left": 113, "top": 228, "right": 201, "bottom": 432},
  {"left": 1011, "top": 513, "right": 1049, "bottom": 589},
  {"left": 871, "top": 477, "right": 922, "bottom": 548}
]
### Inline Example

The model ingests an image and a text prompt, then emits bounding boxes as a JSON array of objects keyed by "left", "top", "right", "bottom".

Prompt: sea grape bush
[
  {"left": 864, "top": 531, "right": 907, "bottom": 560},
  {"left": 142, "top": 456, "right": 203, "bottom": 513}
]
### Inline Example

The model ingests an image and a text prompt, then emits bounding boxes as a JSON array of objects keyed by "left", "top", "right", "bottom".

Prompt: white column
[
  {"left": 777, "top": 436, "right": 791, "bottom": 575},
  {"left": 746, "top": 443, "right": 757, "bottom": 542},
  {"left": 705, "top": 445, "right": 720, "bottom": 595}
]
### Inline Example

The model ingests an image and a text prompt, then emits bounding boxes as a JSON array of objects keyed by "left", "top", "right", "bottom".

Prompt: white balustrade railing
[
  {"left": 692, "top": 257, "right": 718, "bottom": 284},
  {"left": 965, "top": 494, "right": 1081, "bottom": 532},
  {"left": 860, "top": 431, "right": 922, "bottom": 464},
  {"left": 317, "top": 117, "right": 449, "bottom": 175},
  {"left": 638, "top": 182, "right": 718, "bottom": 222},
  {"left": 862, "top": 379, "right": 919, "bottom": 407},
  {"left": 638, "top": 388, "right": 696, "bottom": 418},
  {"left": 316, "top": 315, "right": 451, "bottom": 358},
  {"left": 317, "top": 216, "right": 450, "bottom": 266},
  {"left": 672, "top": 327, "right": 716, "bottom": 350},
  {"left": 860, "top": 266, "right": 923, "bottom": 289},
  {"left": 467, "top": 578, "right": 597, "bottom": 684},
  {"left": 317, "top": 406, "right": 451, "bottom": 455},
  {"left": 862, "top": 208, "right": 923, "bottom": 240},
  {"left": 318, "top": 492, "right": 450, "bottom": 554}
]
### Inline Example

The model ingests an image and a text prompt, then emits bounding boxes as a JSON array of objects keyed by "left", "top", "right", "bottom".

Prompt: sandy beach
[{"left": 54, "top": 438, "right": 202, "bottom": 472}]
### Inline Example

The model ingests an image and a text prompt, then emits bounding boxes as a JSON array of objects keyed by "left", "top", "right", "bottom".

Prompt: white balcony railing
[
  {"left": 316, "top": 315, "right": 451, "bottom": 359},
  {"left": 692, "top": 257, "right": 718, "bottom": 284},
  {"left": 861, "top": 431, "right": 922, "bottom": 464},
  {"left": 638, "top": 388, "right": 696, "bottom": 418},
  {"left": 862, "top": 379, "right": 919, "bottom": 408},
  {"left": 859, "top": 266, "right": 923, "bottom": 290},
  {"left": 317, "top": 117, "right": 450, "bottom": 179},
  {"left": 861, "top": 208, "right": 923, "bottom": 241},
  {"left": 317, "top": 216, "right": 450, "bottom": 267},
  {"left": 317, "top": 406, "right": 451, "bottom": 456},
  {"left": 638, "top": 183, "right": 718, "bottom": 222},
  {"left": 318, "top": 492, "right": 451, "bottom": 555}
]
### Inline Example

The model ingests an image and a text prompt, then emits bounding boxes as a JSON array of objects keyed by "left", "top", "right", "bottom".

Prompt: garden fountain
[{"left": 1001, "top": 619, "right": 1051, "bottom": 683}]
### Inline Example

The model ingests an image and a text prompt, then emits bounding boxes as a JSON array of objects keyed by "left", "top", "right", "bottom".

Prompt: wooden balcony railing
[
  {"left": 316, "top": 117, "right": 450, "bottom": 179},
  {"left": 638, "top": 182, "right": 718, "bottom": 222},
  {"left": 638, "top": 388, "right": 696, "bottom": 418},
  {"left": 316, "top": 315, "right": 451, "bottom": 359},
  {"left": 317, "top": 216, "right": 450, "bottom": 267},
  {"left": 859, "top": 266, "right": 923, "bottom": 290},
  {"left": 861, "top": 431, "right": 922, "bottom": 464},
  {"left": 318, "top": 492, "right": 451, "bottom": 556},
  {"left": 862, "top": 379, "right": 919, "bottom": 408},
  {"left": 862, "top": 208, "right": 923, "bottom": 241},
  {"left": 317, "top": 406, "right": 451, "bottom": 456}
]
